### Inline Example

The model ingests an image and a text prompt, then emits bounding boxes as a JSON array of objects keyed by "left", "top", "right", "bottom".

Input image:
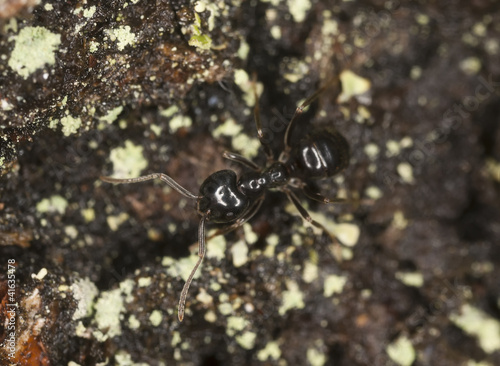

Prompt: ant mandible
[{"left": 101, "top": 76, "right": 350, "bottom": 321}]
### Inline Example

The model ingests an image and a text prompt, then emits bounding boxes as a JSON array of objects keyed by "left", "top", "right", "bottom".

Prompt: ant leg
[
  {"left": 283, "top": 189, "right": 329, "bottom": 231},
  {"left": 280, "top": 77, "right": 341, "bottom": 162},
  {"left": 301, "top": 184, "right": 346, "bottom": 204},
  {"left": 178, "top": 214, "right": 208, "bottom": 321},
  {"left": 100, "top": 173, "right": 198, "bottom": 200},
  {"left": 283, "top": 188, "right": 343, "bottom": 261},
  {"left": 178, "top": 197, "right": 263, "bottom": 321},
  {"left": 223, "top": 151, "right": 261, "bottom": 171},
  {"left": 252, "top": 75, "right": 274, "bottom": 161},
  {"left": 207, "top": 196, "right": 264, "bottom": 240}
]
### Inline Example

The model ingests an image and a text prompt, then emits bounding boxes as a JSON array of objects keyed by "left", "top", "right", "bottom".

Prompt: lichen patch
[{"left": 8, "top": 26, "right": 61, "bottom": 79}]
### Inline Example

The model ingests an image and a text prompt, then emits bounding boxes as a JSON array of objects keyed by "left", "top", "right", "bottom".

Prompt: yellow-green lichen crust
[{"left": 8, "top": 26, "right": 61, "bottom": 79}]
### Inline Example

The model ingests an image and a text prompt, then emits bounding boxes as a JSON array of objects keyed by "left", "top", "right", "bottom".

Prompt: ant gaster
[{"left": 101, "top": 77, "right": 350, "bottom": 321}]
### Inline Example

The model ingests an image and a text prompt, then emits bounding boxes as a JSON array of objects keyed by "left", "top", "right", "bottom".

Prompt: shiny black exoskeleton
[{"left": 101, "top": 77, "right": 350, "bottom": 321}]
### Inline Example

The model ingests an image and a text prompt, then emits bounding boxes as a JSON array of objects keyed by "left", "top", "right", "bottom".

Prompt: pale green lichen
[
  {"left": 196, "top": 289, "right": 213, "bottom": 306},
  {"left": 364, "top": 143, "right": 380, "bottom": 159},
  {"left": 100, "top": 106, "right": 123, "bottom": 125},
  {"left": 109, "top": 140, "right": 148, "bottom": 178},
  {"left": 257, "top": 341, "right": 281, "bottom": 361},
  {"left": 386, "top": 140, "right": 401, "bottom": 157},
  {"left": 459, "top": 56, "right": 482, "bottom": 76},
  {"left": 162, "top": 252, "right": 201, "bottom": 282},
  {"left": 105, "top": 25, "right": 136, "bottom": 51},
  {"left": 83, "top": 5, "right": 96, "bottom": 18},
  {"left": 323, "top": 274, "right": 348, "bottom": 297},
  {"left": 450, "top": 304, "right": 500, "bottom": 354},
  {"left": 395, "top": 271, "right": 424, "bottom": 287},
  {"left": 213, "top": 117, "right": 261, "bottom": 158},
  {"left": 93, "top": 288, "right": 124, "bottom": 341},
  {"left": 160, "top": 105, "right": 179, "bottom": 118},
  {"left": 392, "top": 210, "right": 408, "bottom": 230},
  {"left": 106, "top": 212, "right": 130, "bottom": 231},
  {"left": 303, "top": 260, "right": 318, "bottom": 283},
  {"left": 231, "top": 239, "right": 249, "bottom": 267},
  {"left": 234, "top": 69, "right": 262, "bottom": 107},
  {"left": 365, "top": 186, "right": 383, "bottom": 200},
  {"left": 397, "top": 162, "right": 415, "bottom": 184},
  {"left": 237, "top": 38, "right": 250, "bottom": 59},
  {"left": 32, "top": 268, "right": 48, "bottom": 280},
  {"left": 226, "top": 315, "right": 248, "bottom": 336},
  {"left": 236, "top": 331, "right": 257, "bottom": 350},
  {"left": 288, "top": 0, "right": 311, "bottom": 23},
  {"left": 171, "top": 331, "right": 181, "bottom": 347},
  {"left": 386, "top": 335, "right": 416, "bottom": 366},
  {"left": 71, "top": 277, "right": 99, "bottom": 320},
  {"left": 8, "top": 26, "right": 61, "bottom": 79},
  {"left": 149, "top": 310, "right": 163, "bottom": 326},
  {"left": 115, "top": 350, "right": 149, "bottom": 366},
  {"left": 194, "top": 0, "right": 220, "bottom": 31},
  {"left": 206, "top": 233, "right": 227, "bottom": 260},
  {"left": 36, "top": 195, "right": 68, "bottom": 214},
  {"left": 338, "top": 70, "right": 371, "bottom": 103},
  {"left": 81, "top": 207, "right": 95, "bottom": 223},
  {"left": 307, "top": 346, "right": 327, "bottom": 366},
  {"left": 279, "top": 280, "right": 305, "bottom": 315},
  {"left": 169, "top": 114, "right": 192, "bottom": 132},
  {"left": 64, "top": 225, "right": 78, "bottom": 239},
  {"left": 127, "top": 314, "right": 140, "bottom": 329},
  {"left": 137, "top": 277, "right": 152, "bottom": 287},
  {"left": 60, "top": 115, "right": 82, "bottom": 136},
  {"left": 119, "top": 278, "right": 136, "bottom": 304}
]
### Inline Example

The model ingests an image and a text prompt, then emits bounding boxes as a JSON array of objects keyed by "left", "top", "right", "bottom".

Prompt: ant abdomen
[{"left": 288, "top": 127, "right": 350, "bottom": 180}]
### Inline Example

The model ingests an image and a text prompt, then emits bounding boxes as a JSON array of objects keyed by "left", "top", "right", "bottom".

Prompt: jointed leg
[
  {"left": 283, "top": 188, "right": 330, "bottom": 231},
  {"left": 206, "top": 196, "right": 264, "bottom": 240},
  {"left": 178, "top": 214, "right": 208, "bottom": 321},
  {"left": 223, "top": 151, "right": 261, "bottom": 171},
  {"left": 301, "top": 184, "right": 346, "bottom": 204},
  {"left": 280, "top": 77, "right": 341, "bottom": 162},
  {"left": 100, "top": 173, "right": 198, "bottom": 200},
  {"left": 283, "top": 188, "right": 343, "bottom": 261}
]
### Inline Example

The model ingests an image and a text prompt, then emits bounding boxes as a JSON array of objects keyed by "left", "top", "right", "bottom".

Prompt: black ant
[{"left": 100, "top": 77, "right": 350, "bottom": 321}]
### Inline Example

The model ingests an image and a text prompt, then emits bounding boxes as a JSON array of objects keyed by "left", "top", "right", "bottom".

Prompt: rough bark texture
[{"left": 1, "top": 1, "right": 499, "bottom": 365}]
